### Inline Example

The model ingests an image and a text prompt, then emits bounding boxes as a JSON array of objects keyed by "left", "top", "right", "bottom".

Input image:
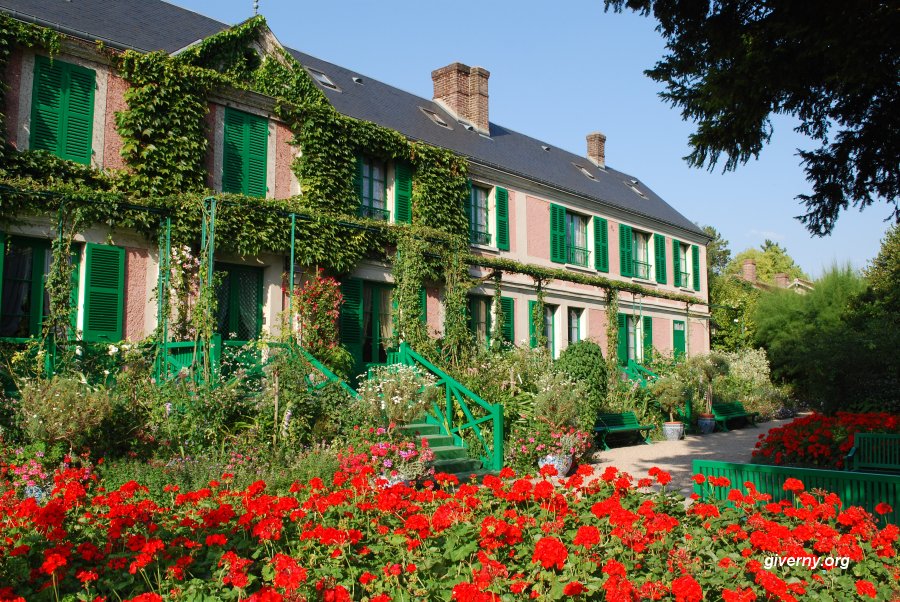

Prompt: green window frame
[
  {"left": 30, "top": 55, "right": 95, "bottom": 165},
  {"left": 215, "top": 263, "right": 263, "bottom": 342},
  {"left": 568, "top": 307, "right": 582, "bottom": 345},
  {"left": 361, "top": 282, "right": 394, "bottom": 366},
  {"left": 566, "top": 212, "right": 589, "bottom": 266},
  {"left": 673, "top": 239, "right": 690, "bottom": 288},
  {"left": 357, "top": 155, "right": 389, "bottom": 220},
  {"left": 222, "top": 107, "right": 268, "bottom": 198},
  {"left": 544, "top": 304, "right": 557, "bottom": 356},
  {"left": 631, "top": 230, "right": 652, "bottom": 280},
  {"left": 0, "top": 236, "right": 51, "bottom": 339},
  {"left": 468, "top": 185, "right": 491, "bottom": 245}
]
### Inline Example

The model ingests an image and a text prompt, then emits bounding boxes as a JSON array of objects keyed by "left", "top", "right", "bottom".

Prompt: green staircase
[
  {"left": 399, "top": 422, "right": 489, "bottom": 481},
  {"left": 621, "top": 359, "right": 657, "bottom": 388}
]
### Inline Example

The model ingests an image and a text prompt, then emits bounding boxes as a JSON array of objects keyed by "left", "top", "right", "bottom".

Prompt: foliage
[
  {"left": 726, "top": 240, "right": 808, "bottom": 284},
  {"left": 709, "top": 275, "right": 758, "bottom": 352},
  {"left": 555, "top": 340, "right": 608, "bottom": 431},
  {"left": 649, "top": 374, "right": 689, "bottom": 422},
  {"left": 530, "top": 371, "right": 585, "bottom": 431},
  {"left": 391, "top": 232, "right": 433, "bottom": 352},
  {"left": 753, "top": 266, "right": 867, "bottom": 414},
  {"left": 753, "top": 412, "right": 900, "bottom": 469},
  {"left": 604, "top": 0, "right": 900, "bottom": 235},
  {"left": 292, "top": 269, "right": 343, "bottom": 357},
  {"left": 17, "top": 375, "right": 112, "bottom": 450},
  {"left": 713, "top": 348, "right": 792, "bottom": 421},
  {"left": 0, "top": 461, "right": 897, "bottom": 600},
  {"left": 356, "top": 364, "right": 438, "bottom": 426},
  {"left": 702, "top": 225, "right": 731, "bottom": 286},
  {"left": 842, "top": 225, "right": 900, "bottom": 413}
]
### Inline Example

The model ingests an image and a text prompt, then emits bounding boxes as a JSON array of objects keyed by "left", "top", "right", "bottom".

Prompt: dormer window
[
  {"left": 420, "top": 107, "right": 452, "bottom": 129},
  {"left": 306, "top": 67, "right": 340, "bottom": 91}
]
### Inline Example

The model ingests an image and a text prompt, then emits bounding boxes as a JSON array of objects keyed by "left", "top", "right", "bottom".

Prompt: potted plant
[
  {"left": 650, "top": 375, "right": 687, "bottom": 441},
  {"left": 692, "top": 354, "right": 729, "bottom": 434}
]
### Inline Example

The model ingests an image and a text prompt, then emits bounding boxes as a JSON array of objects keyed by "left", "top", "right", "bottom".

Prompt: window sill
[
  {"left": 631, "top": 277, "right": 658, "bottom": 286},
  {"left": 565, "top": 264, "right": 594, "bottom": 274},
  {"left": 470, "top": 243, "right": 500, "bottom": 254},
  {"left": 680, "top": 287, "right": 699, "bottom": 294}
]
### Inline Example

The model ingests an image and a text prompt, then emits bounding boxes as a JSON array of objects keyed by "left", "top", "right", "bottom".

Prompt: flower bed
[
  {"left": 753, "top": 412, "right": 900, "bottom": 468},
  {"left": 0, "top": 459, "right": 897, "bottom": 601}
]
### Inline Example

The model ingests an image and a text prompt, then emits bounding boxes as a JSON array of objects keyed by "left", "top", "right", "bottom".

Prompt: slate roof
[{"left": 0, "top": 0, "right": 706, "bottom": 238}]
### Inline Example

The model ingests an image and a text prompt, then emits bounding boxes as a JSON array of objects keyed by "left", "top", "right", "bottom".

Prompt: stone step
[
  {"left": 399, "top": 423, "right": 442, "bottom": 437},
  {"left": 430, "top": 445, "right": 469, "bottom": 461},
  {"left": 420, "top": 434, "right": 454, "bottom": 448},
  {"left": 431, "top": 457, "right": 483, "bottom": 475}
]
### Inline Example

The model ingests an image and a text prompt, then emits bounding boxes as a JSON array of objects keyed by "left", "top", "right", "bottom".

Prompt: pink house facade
[{"left": 0, "top": 0, "right": 710, "bottom": 366}]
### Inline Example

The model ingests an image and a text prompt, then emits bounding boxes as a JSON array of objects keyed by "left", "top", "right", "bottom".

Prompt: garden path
[{"left": 589, "top": 417, "right": 792, "bottom": 497}]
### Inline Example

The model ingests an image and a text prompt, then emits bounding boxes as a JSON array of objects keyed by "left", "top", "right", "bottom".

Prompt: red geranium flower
[
  {"left": 563, "top": 581, "right": 586, "bottom": 596},
  {"left": 532, "top": 537, "right": 568, "bottom": 570},
  {"left": 855, "top": 580, "right": 877, "bottom": 598}
]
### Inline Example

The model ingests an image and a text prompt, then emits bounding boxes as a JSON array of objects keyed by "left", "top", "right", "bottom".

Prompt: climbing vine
[
  {"left": 530, "top": 279, "right": 547, "bottom": 351},
  {"left": 392, "top": 230, "right": 432, "bottom": 352},
  {"left": 605, "top": 288, "right": 620, "bottom": 386},
  {"left": 489, "top": 272, "right": 505, "bottom": 351}
]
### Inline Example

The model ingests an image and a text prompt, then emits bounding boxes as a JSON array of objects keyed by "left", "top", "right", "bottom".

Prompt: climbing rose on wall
[{"left": 292, "top": 268, "right": 342, "bottom": 356}]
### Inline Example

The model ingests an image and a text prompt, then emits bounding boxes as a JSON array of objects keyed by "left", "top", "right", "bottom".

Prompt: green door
[
  {"left": 215, "top": 263, "right": 263, "bottom": 342},
  {"left": 673, "top": 320, "right": 686, "bottom": 358},
  {"left": 361, "top": 282, "right": 394, "bottom": 368}
]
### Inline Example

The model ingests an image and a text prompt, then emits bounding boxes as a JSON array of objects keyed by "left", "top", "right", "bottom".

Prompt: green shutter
[
  {"left": 223, "top": 108, "right": 268, "bottom": 197},
  {"left": 495, "top": 187, "right": 510, "bottom": 251},
  {"left": 672, "top": 239, "right": 682, "bottom": 287},
  {"left": 246, "top": 113, "right": 268, "bottom": 198},
  {"left": 654, "top": 234, "right": 667, "bottom": 284},
  {"left": 617, "top": 313, "right": 628, "bottom": 365},
  {"left": 549, "top": 203, "right": 567, "bottom": 263},
  {"left": 673, "top": 320, "right": 686, "bottom": 358},
  {"left": 500, "top": 296, "right": 514, "bottom": 343},
  {"left": 593, "top": 217, "right": 609, "bottom": 272},
  {"left": 82, "top": 244, "right": 124, "bottom": 342},
  {"left": 619, "top": 224, "right": 633, "bottom": 277},
  {"left": 394, "top": 162, "right": 412, "bottom": 223},
  {"left": 340, "top": 278, "right": 364, "bottom": 373},
  {"left": 643, "top": 315, "right": 653, "bottom": 362},
  {"left": 691, "top": 245, "right": 701, "bottom": 291},
  {"left": 62, "top": 62, "right": 95, "bottom": 165},
  {"left": 30, "top": 56, "right": 95, "bottom": 165},
  {"left": 222, "top": 108, "right": 245, "bottom": 194},
  {"left": 528, "top": 300, "right": 537, "bottom": 347}
]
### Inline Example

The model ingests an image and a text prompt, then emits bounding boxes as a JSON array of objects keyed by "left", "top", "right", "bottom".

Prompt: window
[
  {"left": 544, "top": 304, "right": 557, "bottom": 356},
  {"left": 568, "top": 308, "right": 582, "bottom": 345},
  {"left": 420, "top": 107, "right": 452, "bottom": 129},
  {"left": 30, "top": 55, "right": 95, "bottom": 165},
  {"left": 672, "top": 240, "right": 700, "bottom": 290},
  {"left": 362, "top": 284, "right": 393, "bottom": 365},
  {"left": 306, "top": 67, "right": 340, "bottom": 91},
  {"left": 617, "top": 313, "right": 653, "bottom": 365},
  {"left": 358, "top": 156, "right": 388, "bottom": 220},
  {"left": 469, "top": 185, "right": 490, "bottom": 245},
  {"left": 632, "top": 231, "right": 651, "bottom": 280},
  {"left": 0, "top": 237, "right": 51, "bottom": 338},
  {"left": 467, "top": 295, "right": 492, "bottom": 345},
  {"left": 215, "top": 263, "right": 263, "bottom": 342},
  {"left": 566, "top": 212, "right": 589, "bottom": 266},
  {"left": 222, "top": 108, "right": 268, "bottom": 197}
]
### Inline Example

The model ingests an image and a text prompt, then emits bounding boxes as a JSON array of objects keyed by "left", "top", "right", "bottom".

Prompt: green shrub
[
  {"left": 18, "top": 375, "right": 112, "bottom": 450},
  {"left": 555, "top": 340, "right": 607, "bottom": 430}
]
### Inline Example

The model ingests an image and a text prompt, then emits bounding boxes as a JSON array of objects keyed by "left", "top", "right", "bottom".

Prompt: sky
[{"left": 173, "top": 0, "right": 893, "bottom": 278}]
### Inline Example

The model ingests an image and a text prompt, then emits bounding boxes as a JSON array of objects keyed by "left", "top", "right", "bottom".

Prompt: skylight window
[
  {"left": 574, "top": 163, "right": 596, "bottom": 180},
  {"left": 352, "top": 76, "right": 364, "bottom": 85},
  {"left": 626, "top": 179, "right": 647, "bottom": 198},
  {"left": 420, "top": 107, "right": 452, "bottom": 129},
  {"left": 305, "top": 67, "right": 340, "bottom": 91},
  {"left": 541, "top": 145, "right": 551, "bottom": 152}
]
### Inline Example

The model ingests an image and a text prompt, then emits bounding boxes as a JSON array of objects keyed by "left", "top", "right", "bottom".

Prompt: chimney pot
[
  {"left": 741, "top": 259, "right": 757, "bottom": 283},
  {"left": 586, "top": 132, "right": 606, "bottom": 168}
]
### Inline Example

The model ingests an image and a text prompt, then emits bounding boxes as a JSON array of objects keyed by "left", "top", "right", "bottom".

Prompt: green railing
[
  {"left": 621, "top": 359, "right": 657, "bottom": 388},
  {"left": 155, "top": 337, "right": 356, "bottom": 397},
  {"left": 393, "top": 342, "right": 504, "bottom": 471},
  {"left": 693, "top": 460, "right": 900, "bottom": 525},
  {"left": 632, "top": 259, "right": 651, "bottom": 280}
]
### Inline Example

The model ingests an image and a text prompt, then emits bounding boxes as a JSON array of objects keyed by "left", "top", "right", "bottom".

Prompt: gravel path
[{"left": 588, "top": 418, "right": 791, "bottom": 497}]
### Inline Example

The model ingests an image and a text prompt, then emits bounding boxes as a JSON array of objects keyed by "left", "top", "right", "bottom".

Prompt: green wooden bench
[
  {"left": 711, "top": 402, "right": 759, "bottom": 432},
  {"left": 594, "top": 412, "right": 655, "bottom": 451},
  {"left": 846, "top": 433, "right": 900, "bottom": 473}
]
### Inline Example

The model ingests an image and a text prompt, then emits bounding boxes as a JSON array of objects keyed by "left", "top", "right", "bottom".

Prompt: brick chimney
[
  {"left": 586, "top": 132, "right": 606, "bottom": 168},
  {"left": 774, "top": 273, "right": 790, "bottom": 288},
  {"left": 432, "top": 62, "right": 490, "bottom": 134},
  {"left": 741, "top": 259, "right": 757, "bottom": 283}
]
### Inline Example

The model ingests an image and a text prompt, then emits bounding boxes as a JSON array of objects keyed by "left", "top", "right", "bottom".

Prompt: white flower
[{"left": 108, "top": 345, "right": 119, "bottom": 356}]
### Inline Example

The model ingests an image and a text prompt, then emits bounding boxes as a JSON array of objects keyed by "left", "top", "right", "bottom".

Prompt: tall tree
[
  {"left": 702, "top": 225, "right": 731, "bottom": 284},
  {"left": 725, "top": 240, "right": 807, "bottom": 284},
  {"left": 604, "top": 0, "right": 900, "bottom": 235}
]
